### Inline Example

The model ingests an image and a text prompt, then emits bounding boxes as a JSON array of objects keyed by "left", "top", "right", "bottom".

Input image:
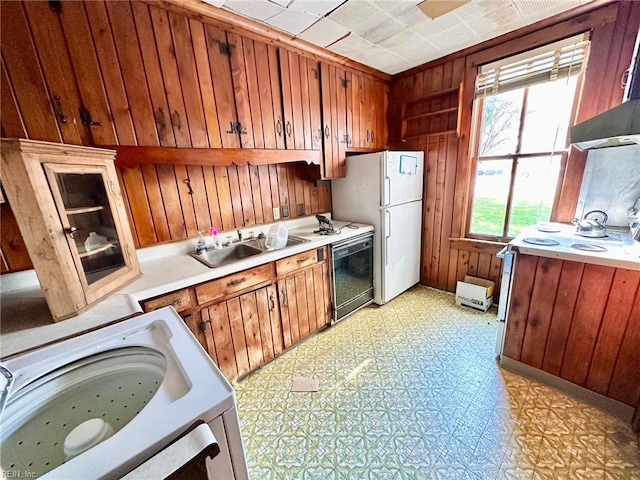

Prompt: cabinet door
[
  {"left": 320, "top": 63, "right": 346, "bottom": 178},
  {"left": 44, "top": 162, "right": 139, "bottom": 304},
  {"left": 200, "top": 285, "right": 281, "bottom": 382},
  {"left": 278, "top": 263, "right": 331, "bottom": 349}
]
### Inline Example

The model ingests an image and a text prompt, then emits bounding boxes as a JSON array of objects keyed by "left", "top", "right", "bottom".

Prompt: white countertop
[
  {"left": 510, "top": 223, "right": 640, "bottom": 271},
  {"left": 1, "top": 215, "right": 373, "bottom": 358}
]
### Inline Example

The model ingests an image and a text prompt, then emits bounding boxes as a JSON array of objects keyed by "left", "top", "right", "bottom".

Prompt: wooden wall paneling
[
  {"left": 0, "top": 59, "right": 27, "bottom": 138},
  {"left": 488, "top": 254, "right": 503, "bottom": 299},
  {"left": 476, "top": 253, "right": 491, "bottom": 280},
  {"left": 561, "top": 264, "right": 615, "bottom": 387},
  {"left": 298, "top": 55, "right": 313, "bottom": 150},
  {"left": 169, "top": 12, "right": 209, "bottom": 148},
  {"left": 226, "top": 165, "right": 245, "bottom": 227},
  {"left": 249, "top": 165, "right": 265, "bottom": 224},
  {"left": 267, "top": 46, "right": 286, "bottom": 150},
  {"left": 257, "top": 165, "right": 274, "bottom": 223},
  {"left": 520, "top": 257, "right": 563, "bottom": 369},
  {"left": 131, "top": 2, "right": 176, "bottom": 147},
  {"left": 294, "top": 166, "right": 305, "bottom": 216},
  {"left": 586, "top": 269, "right": 640, "bottom": 396},
  {"left": 0, "top": 1, "right": 61, "bottom": 143},
  {"left": 437, "top": 133, "right": 459, "bottom": 290},
  {"left": 202, "top": 166, "right": 223, "bottom": 229},
  {"left": 150, "top": 6, "right": 191, "bottom": 147},
  {"left": 541, "top": 261, "right": 584, "bottom": 376},
  {"left": 23, "top": 1, "right": 87, "bottom": 145},
  {"left": 226, "top": 296, "right": 250, "bottom": 377},
  {"left": 310, "top": 179, "right": 319, "bottom": 213},
  {"left": 118, "top": 165, "right": 157, "bottom": 246},
  {"left": 502, "top": 254, "right": 538, "bottom": 361},
  {"left": 213, "top": 166, "right": 234, "bottom": 230},
  {"left": 276, "top": 164, "right": 290, "bottom": 218},
  {"left": 205, "top": 24, "right": 240, "bottom": 148},
  {"left": 227, "top": 32, "right": 255, "bottom": 148},
  {"left": 268, "top": 165, "right": 280, "bottom": 219},
  {"left": 430, "top": 135, "right": 447, "bottom": 288},
  {"left": 421, "top": 137, "right": 436, "bottom": 284},
  {"left": 84, "top": 1, "right": 138, "bottom": 146},
  {"left": 173, "top": 164, "right": 198, "bottom": 237},
  {"left": 467, "top": 251, "right": 479, "bottom": 277},
  {"left": 455, "top": 249, "right": 469, "bottom": 286},
  {"left": 186, "top": 165, "right": 212, "bottom": 233},
  {"left": 241, "top": 37, "right": 264, "bottom": 149},
  {"left": 189, "top": 18, "right": 222, "bottom": 148},
  {"left": 139, "top": 164, "right": 171, "bottom": 243},
  {"left": 607, "top": 285, "right": 640, "bottom": 406},
  {"left": 103, "top": 2, "right": 160, "bottom": 145},
  {"left": 447, "top": 248, "right": 460, "bottom": 292},
  {"left": 255, "top": 286, "right": 275, "bottom": 362},
  {"left": 207, "top": 303, "right": 238, "bottom": 381},
  {"left": 0, "top": 203, "right": 33, "bottom": 271},
  {"left": 156, "top": 163, "right": 188, "bottom": 240},
  {"left": 302, "top": 169, "right": 312, "bottom": 216},
  {"left": 253, "top": 41, "right": 276, "bottom": 149},
  {"left": 286, "top": 162, "right": 299, "bottom": 217},
  {"left": 239, "top": 291, "right": 264, "bottom": 371},
  {"left": 236, "top": 165, "right": 256, "bottom": 226}
]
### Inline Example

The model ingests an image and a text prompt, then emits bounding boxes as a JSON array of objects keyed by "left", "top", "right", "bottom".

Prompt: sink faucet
[
  {"left": 0, "top": 362, "right": 15, "bottom": 420},
  {"left": 237, "top": 229, "right": 243, "bottom": 242}
]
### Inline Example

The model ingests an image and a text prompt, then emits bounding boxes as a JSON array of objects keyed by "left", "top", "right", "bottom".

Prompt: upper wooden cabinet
[{"left": 0, "top": 139, "right": 140, "bottom": 320}]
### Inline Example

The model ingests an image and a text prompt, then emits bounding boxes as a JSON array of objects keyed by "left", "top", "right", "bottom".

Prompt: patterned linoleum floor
[{"left": 234, "top": 286, "right": 640, "bottom": 479}]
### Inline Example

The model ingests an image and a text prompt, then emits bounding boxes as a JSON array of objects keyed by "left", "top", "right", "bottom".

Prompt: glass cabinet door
[{"left": 44, "top": 163, "right": 130, "bottom": 294}]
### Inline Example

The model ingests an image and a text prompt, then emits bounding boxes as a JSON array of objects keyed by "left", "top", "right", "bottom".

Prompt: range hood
[{"left": 570, "top": 98, "right": 640, "bottom": 150}]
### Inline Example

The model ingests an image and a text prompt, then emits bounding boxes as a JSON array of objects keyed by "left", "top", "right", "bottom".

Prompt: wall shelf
[
  {"left": 66, "top": 206, "right": 104, "bottom": 215},
  {"left": 400, "top": 83, "right": 463, "bottom": 142}
]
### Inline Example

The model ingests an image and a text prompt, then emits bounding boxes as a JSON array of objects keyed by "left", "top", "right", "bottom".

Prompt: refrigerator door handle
[
  {"left": 384, "top": 175, "right": 391, "bottom": 207},
  {"left": 385, "top": 210, "right": 391, "bottom": 265}
]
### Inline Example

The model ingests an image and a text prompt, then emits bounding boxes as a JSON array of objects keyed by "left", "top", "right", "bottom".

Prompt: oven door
[{"left": 332, "top": 233, "right": 374, "bottom": 324}]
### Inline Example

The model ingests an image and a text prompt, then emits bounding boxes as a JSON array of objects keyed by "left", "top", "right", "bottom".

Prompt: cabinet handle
[
  {"left": 227, "top": 277, "right": 246, "bottom": 287},
  {"left": 64, "top": 226, "right": 78, "bottom": 239},
  {"left": 286, "top": 121, "right": 292, "bottom": 136},
  {"left": 281, "top": 290, "right": 288, "bottom": 306},
  {"left": 52, "top": 95, "right": 67, "bottom": 124},
  {"left": 324, "top": 125, "right": 329, "bottom": 138},
  {"left": 276, "top": 119, "right": 282, "bottom": 136},
  {"left": 366, "top": 130, "right": 370, "bottom": 142},
  {"left": 371, "top": 131, "right": 375, "bottom": 142},
  {"left": 197, "top": 319, "right": 211, "bottom": 333},
  {"left": 296, "top": 256, "right": 311, "bottom": 263},
  {"left": 269, "top": 293, "right": 275, "bottom": 311},
  {"left": 172, "top": 298, "right": 182, "bottom": 307}
]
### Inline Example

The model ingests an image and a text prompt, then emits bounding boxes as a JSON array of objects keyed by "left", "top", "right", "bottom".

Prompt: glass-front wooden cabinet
[{"left": 0, "top": 139, "right": 140, "bottom": 321}]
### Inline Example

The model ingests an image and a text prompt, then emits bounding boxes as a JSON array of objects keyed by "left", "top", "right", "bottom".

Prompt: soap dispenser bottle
[{"left": 196, "top": 231, "right": 207, "bottom": 254}]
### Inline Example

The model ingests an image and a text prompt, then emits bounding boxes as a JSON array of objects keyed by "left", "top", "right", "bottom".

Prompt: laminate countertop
[
  {"left": 510, "top": 223, "right": 640, "bottom": 271},
  {"left": 1, "top": 215, "right": 373, "bottom": 359}
]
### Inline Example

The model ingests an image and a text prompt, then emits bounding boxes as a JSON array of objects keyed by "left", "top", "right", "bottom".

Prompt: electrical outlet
[
  {"left": 296, "top": 203, "right": 305, "bottom": 216},
  {"left": 282, "top": 205, "right": 289, "bottom": 218},
  {"left": 273, "top": 207, "right": 280, "bottom": 220}
]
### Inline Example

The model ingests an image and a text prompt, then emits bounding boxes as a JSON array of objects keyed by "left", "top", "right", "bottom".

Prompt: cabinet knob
[
  {"left": 276, "top": 119, "right": 283, "bottom": 136},
  {"left": 324, "top": 126, "right": 330, "bottom": 139}
]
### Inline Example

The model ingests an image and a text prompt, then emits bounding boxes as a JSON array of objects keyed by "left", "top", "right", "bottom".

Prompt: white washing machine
[{"left": 0, "top": 307, "right": 249, "bottom": 480}]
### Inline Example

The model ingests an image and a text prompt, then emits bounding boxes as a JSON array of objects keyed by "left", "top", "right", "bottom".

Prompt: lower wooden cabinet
[
  {"left": 278, "top": 262, "right": 331, "bottom": 349},
  {"left": 141, "top": 247, "right": 331, "bottom": 382}
]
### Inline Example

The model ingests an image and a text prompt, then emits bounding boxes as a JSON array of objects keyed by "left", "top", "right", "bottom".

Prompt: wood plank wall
[
  {"left": 119, "top": 162, "right": 331, "bottom": 247},
  {"left": 389, "top": 1, "right": 640, "bottom": 300}
]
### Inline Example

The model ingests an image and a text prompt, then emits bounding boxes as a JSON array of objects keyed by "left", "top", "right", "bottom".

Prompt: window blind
[{"left": 476, "top": 33, "right": 590, "bottom": 98}]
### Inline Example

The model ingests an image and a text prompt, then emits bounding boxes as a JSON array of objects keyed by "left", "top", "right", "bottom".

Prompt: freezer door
[
  {"left": 383, "top": 151, "right": 424, "bottom": 207},
  {"left": 378, "top": 201, "right": 422, "bottom": 304}
]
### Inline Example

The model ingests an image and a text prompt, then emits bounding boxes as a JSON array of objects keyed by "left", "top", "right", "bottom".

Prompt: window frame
[{"left": 465, "top": 66, "right": 585, "bottom": 243}]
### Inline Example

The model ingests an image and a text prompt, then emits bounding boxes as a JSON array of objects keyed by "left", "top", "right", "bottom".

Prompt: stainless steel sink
[
  {"left": 189, "top": 235, "right": 310, "bottom": 268},
  {"left": 190, "top": 243, "right": 263, "bottom": 268}
]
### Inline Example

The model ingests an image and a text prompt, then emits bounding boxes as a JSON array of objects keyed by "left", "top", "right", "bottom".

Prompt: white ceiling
[{"left": 202, "top": 0, "right": 596, "bottom": 75}]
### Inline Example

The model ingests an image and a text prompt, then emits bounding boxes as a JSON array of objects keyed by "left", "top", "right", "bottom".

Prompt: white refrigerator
[{"left": 331, "top": 151, "right": 424, "bottom": 305}]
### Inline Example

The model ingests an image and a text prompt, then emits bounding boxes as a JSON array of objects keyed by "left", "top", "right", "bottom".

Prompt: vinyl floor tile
[{"left": 234, "top": 286, "right": 640, "bottom": 479}]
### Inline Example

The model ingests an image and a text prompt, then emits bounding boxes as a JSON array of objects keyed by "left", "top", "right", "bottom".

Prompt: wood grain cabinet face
[
  {"left": 277, "top": 247, "right": 331, "bottom": 348},
  {"left": 0, "top": 139, "right": 140, "bottom": 320}
]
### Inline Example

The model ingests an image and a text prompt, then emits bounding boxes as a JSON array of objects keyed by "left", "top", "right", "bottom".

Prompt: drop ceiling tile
[
  {"left": 268, "top": 0, "right": 292, "bottom": 7},
  {"left": 362, "top": 15, "right": 405, "bottom": 44},
  {"left": 201, "top": 0, "right": 226, "bottom": 7},
  {"left": 265, "top": 8, "right": 319, "bottom": 35},
  {"left": 223, "top": 0, "right": 284, "bottom": 21},
  {"left": 327, "top": 0, "right": 386, "bottom": 35},
  {"left": 288, "top": 0, "right": 347, "bottom": 17},
  {"left": 515, "top": 0, "right": 581, "bottom": 23},
  {"left": 394, "top": 5, "right": 433, "bottom": 28},
  {"left": 297, "top": 17, "right": 349, "bottom": 47},
  {"left": 368, "top": 0, "right": 422, "bottom": 14}
]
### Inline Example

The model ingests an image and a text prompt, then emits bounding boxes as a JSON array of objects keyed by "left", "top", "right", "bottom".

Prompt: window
[{"left": 467, "top": 35, "right": 589, "bottom": 241}]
